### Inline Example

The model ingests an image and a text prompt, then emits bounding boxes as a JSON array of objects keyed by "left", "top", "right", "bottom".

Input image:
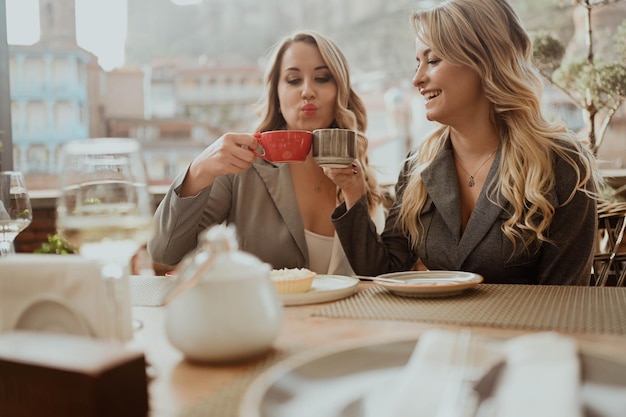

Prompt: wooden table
[{"left": 129, "top": 283, "right": 626, "bottom": 417}]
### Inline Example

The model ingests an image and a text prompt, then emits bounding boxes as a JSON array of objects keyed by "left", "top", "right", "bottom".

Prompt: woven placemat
[
  {"left": 180, "top": 347, "right": 303, "bottom": 417},
  {"left": 313, "top": 284, "right": 626, "bottom": 335}
]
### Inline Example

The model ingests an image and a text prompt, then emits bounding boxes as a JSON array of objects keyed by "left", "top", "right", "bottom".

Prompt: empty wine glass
[
  {"left": 0, "top": 171, "right": 32, "bottom": 256},
  {"left": 56, "top": 138, "right": 154, "bottom": 341}
]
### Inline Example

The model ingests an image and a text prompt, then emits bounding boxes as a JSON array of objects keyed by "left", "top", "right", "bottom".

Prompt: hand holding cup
[{"left": 312, "top": 129, "right": 358, "bottom": 168}]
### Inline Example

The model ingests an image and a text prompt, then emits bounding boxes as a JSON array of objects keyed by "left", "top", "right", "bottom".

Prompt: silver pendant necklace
[{"left": 455, "top": 149, "right": 497, "bottom": 187}]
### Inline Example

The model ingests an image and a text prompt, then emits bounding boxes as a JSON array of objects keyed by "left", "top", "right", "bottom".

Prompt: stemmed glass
[
  {"left": 56, "top": 138, "right": 154, "bottom": 342},
  {"left": 0, "top": 171, "right": 32, "bottom": 256}
]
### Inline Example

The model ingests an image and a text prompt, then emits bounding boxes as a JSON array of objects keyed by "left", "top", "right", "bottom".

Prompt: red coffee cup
[{"left": 254, "top": 130, "right": 312, "bottom": 163}]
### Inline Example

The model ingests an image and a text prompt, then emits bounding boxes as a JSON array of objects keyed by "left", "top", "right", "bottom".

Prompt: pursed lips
[{"left": 301, "top": 103, "right": 317, "bottom": 115}]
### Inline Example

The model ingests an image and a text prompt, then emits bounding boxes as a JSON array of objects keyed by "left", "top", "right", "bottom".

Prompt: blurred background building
[{"left": 5, "top": 0, "right": 624, "bottom": 188}]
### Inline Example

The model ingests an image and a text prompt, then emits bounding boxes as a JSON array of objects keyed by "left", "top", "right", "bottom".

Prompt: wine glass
[
  {"left": 0, "top": 171, "right": 32, "bottom": 256},
  {"left": 56, "top": 138, "right": 154, "bottom": 342}
]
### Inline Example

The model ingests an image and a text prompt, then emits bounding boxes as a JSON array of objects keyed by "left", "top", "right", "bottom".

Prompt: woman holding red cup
[{"left": 148, "top": 30, "right": 384, "bottom": 276}]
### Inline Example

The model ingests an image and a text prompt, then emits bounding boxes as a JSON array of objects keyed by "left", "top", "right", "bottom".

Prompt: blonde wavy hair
[
  {"left": 399, "top": 0, "right": 601, "bottom": 252},
  {"left": 255, "top": 30, "right": 382, "bottom": 209}
]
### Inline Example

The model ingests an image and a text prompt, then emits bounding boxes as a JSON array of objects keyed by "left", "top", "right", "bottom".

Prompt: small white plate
[
  {"left": 374, "top": 271, "right": 483, "bottom": 298},
  {"left": 281, "top": 275, "right": 359, "bottom": 306}
]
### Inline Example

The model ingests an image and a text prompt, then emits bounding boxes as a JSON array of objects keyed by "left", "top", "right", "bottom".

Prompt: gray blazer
[
  {"left": 148, "top": 159, "right": 375, "bottom": 275},
  {"left": 332, "top": 141, "right": 597, "bottom": 285}
]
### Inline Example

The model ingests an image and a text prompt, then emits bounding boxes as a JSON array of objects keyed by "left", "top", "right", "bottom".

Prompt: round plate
[
  {"left": 374, "top": 271, "right": 483, "bottom": 298},
  {"left": 14, "top": 298, "right": 93, "bottom": 337},
  {"left": 240, "top": 337, "right": 626, "bottom": 417},
  {"left": 281, "top": 275, "right": 359, "bottom": 306}
]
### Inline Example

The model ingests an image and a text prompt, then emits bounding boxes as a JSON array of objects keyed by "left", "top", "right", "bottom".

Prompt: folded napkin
[
  {"left": 363, "top": 330, "right": 503, "bottom": 417},
  {"left": 0, "top": 254, "right": 110, "bottom": 339},
  {"left": 491, "top": 332, "right": 582, "bottom": 417},
  {"left": 366, "top": 330, "right": 464, "bottom": 416}
]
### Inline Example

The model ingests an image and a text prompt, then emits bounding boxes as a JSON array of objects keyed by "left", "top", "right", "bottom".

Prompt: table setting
[
  {"left": 239, "top": 330, "right": 626, "bottom": 417},
  {"left": 4, "top": 259, "right": 626, "bottom": 416},
  {"left": 127, "top": 271, "right": 626, "bottom": 417},
  {"left": 2, "top": 136, "right": 626, "bottom": 416}
]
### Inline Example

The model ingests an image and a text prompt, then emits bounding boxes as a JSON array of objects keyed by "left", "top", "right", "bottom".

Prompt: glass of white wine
[
  {"left": 0, "top": 171, "right": 32, "bottom": 256},
  {"left": 56, "top": 138, "right": 154, "bottom": 342}
]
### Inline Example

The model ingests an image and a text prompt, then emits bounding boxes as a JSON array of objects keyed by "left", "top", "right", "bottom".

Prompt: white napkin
[
  {"left": 491, "top": 332, "right": 582, "bottom": 417},
  {"left": 0, "top": 254, "right": 110, "bottom": 340},
  {"left": 364, "top": 329, "right": 500, "bottom": 417}
]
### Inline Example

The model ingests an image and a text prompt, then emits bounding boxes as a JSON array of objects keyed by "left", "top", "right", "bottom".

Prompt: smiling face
[
  {"left": 411, "top": 38, "right": 490, "bottom": 128},
  {"left": 277, "top": 41, "right": 338, "bottom": 131}
]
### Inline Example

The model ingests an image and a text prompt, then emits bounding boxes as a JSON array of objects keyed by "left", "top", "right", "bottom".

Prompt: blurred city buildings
[{"left": 3, "top": 0, "right": 626, "bottom": 191}]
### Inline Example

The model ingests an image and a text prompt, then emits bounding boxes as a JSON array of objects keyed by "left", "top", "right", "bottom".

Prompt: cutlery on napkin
[
  {"left": 362, "top": 330, "right": 503, "bottom": 417},
  {"left": 362, "top": 331, "right": 591, "bottom": 417}
]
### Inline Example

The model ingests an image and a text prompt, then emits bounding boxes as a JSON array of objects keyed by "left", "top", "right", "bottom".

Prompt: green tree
[{"left": 532, "top": 0, "right": 626, "bottom": 154}]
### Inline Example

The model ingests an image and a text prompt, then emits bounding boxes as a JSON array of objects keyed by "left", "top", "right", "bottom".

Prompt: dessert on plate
[{"left": 270, "top": 268, "right": 316, "bottom": 294}]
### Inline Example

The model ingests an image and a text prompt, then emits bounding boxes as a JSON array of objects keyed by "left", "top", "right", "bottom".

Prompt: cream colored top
[{"left": 305, "top": 229, "right": 334, "bottom": 274}]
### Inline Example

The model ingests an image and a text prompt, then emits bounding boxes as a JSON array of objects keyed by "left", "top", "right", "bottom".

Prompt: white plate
[
  {"left": 280, "top": 275, "right": 359, "bottom": 306},
  {"left": 14, "top": 298, "right": 93, "bottom": 337},
  {"left": 374, "top": 270, "right": 483, "bottom": 298},
  {"left": 240, "top": 337, "right": 626, "bottom": 417}
]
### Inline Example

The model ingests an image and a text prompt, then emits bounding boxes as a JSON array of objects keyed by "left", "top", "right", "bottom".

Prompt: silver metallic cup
[{"left": 312, "top": 129, "right": 358, "bottom": 168}]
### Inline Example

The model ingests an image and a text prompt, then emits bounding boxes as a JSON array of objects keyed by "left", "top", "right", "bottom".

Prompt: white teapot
[{"left": 164, "top": 225, "right": 283, "bottom": 362}]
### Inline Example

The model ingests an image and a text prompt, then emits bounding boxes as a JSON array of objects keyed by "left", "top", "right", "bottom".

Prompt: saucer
[
  {"left": 374, "top": 271, "right": 483, "bottom": 298},
  {"left": 313, "top": 156, "right": 354, "bottom": 168}
]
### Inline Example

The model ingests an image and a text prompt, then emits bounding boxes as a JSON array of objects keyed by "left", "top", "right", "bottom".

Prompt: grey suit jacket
[
  {"left": 332, "top": 141, "right": 597, "bottom": 285},
  {"left": 148, "top": 159, "right": 375, "bottom": 275}
]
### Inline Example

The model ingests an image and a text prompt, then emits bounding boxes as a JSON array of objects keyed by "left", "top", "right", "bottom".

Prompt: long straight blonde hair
[{"left": 399, "top": 0, "right": 601, "bottom": 252}]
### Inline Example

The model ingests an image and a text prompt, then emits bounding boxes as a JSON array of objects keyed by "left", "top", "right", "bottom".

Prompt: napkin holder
[
  {"left": 0, "top": 330, "right": 149, "bottom": 417},
  {"left": 0, "top": 254, "right": 110, "bottom": 339}
]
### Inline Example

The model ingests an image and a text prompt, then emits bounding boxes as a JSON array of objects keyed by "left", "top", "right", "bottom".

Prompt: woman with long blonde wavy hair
[{"left": 327, "top": 0, "right": 601, "bottom": 285}]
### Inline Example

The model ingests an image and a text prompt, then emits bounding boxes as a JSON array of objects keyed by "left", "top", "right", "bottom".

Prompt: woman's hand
[
  {"left": 323, "top": 160, "right": 367, "bottom": 209},
  {"left": 180, "top": 132, "right": 260, "bottom": 197}
]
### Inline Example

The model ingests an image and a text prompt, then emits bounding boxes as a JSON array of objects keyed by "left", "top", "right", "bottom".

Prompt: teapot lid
[
  {"left": 199, "top": 223, "right": 238, "bottom": 252},
  {"left": 163, "top": 224, "right": 249, "bottom": 304}
]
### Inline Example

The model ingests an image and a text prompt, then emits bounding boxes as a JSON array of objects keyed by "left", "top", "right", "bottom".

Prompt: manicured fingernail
[
  {"left": 351, "top": 163, "right": 357, "bottom": 168},
  {"left": 353, "top": 169, "right": 357, "bottom": 175}
]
